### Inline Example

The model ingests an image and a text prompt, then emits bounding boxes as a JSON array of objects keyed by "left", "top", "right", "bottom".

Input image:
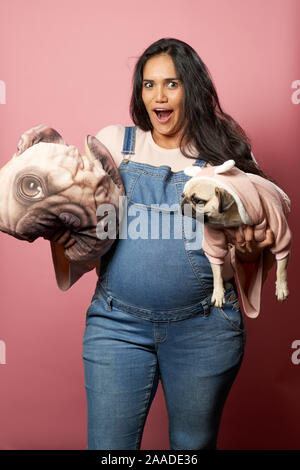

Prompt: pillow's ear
[
  {"left": 16, "top": 124, "right": 67, "bottom": 156},
  {"left": 85, "top": 135, "right": 124, "bottom": 191},
  {"left": 184, "top": 166, "right": 203, "bottom": 177}
]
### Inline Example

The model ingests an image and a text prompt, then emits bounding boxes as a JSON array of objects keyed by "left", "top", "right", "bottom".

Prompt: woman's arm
[{"left": 229, "top": 151, "right": 274, "bottom": 262}]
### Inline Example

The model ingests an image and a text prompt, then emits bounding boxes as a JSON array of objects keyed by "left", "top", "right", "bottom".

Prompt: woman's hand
[
  {"left": 227, "top": 225, "right": 275, "bottom": 263},
  {"left": 46, "top": 229, "right": 76, "bottom": 249}
]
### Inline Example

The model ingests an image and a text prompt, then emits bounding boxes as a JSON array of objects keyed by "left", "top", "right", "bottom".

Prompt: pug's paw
[
  {"left": 276, "top": 280, "right": 289, "bottom": 302},
  {"left": 211, "top": 288, "right": 226, "bottom": 308}
]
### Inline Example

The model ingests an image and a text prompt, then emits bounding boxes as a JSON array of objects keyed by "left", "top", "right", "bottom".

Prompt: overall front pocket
[{"left": 217, "top": 288, "right": 245, "bottom": 333}]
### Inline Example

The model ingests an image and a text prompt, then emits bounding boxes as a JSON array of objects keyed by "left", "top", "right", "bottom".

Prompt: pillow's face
[{"left": 0, "top": 133, "right": 125, "bottom": 263}]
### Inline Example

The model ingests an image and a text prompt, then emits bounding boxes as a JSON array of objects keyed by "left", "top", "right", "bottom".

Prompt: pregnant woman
[{"left": 52, "top": 37, "right": 275, "bottom": 450}]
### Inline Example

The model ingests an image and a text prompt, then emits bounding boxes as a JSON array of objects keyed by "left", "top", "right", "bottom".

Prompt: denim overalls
[{"left": 82, "top": 126, "right": 247, "bottom": 450}]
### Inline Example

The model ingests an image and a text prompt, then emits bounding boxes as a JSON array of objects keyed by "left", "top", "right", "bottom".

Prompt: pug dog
[{"left": 181, "top": 160, "right": 291, "bottom": 311}]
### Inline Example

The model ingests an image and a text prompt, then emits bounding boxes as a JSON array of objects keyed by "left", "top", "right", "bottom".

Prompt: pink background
[{"left": 0, "top": 0, "right": 299, "bottom": 450}]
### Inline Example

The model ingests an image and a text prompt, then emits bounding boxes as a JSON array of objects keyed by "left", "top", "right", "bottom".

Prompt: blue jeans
[{"left": 82, "top": 283, "right": 246, "bottom": 450}]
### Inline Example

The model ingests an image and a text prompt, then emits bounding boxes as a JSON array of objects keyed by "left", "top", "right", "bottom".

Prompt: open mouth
[{"left": 153, "top": 109, "right": 173, "bottom": 123}]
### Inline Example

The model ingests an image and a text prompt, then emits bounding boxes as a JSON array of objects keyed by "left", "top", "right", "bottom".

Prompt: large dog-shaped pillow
[{"left": 0, "top": 124, "right": 125, "bottom": 290}]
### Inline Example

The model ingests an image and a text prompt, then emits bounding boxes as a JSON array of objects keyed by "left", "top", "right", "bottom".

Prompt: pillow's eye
[
  {"left": 191, "top": 195, "right": 205, "bottom": 205},
  {"left": 17, "top": 175, "right": 46, "bottom": 201}
]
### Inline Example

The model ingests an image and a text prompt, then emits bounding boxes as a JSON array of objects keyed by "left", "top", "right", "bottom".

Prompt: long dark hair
[{"left": 129, "top": 37, "right": 276, "bottom": 183}]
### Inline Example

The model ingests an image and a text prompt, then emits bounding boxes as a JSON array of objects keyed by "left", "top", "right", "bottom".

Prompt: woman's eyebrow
[{"left": 143, "top": 78, "right": 180, "bottom": 82}]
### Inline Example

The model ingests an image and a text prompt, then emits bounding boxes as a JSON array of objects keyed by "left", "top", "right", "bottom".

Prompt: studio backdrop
[{"left": 0, "top": 0, "right": 299, "bottom": 450}]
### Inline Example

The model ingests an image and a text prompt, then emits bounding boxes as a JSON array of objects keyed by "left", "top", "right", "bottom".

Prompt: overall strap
[
  {"left": 192, "top": 156, "right": 207, "bottom": 167},
  {"left": 121, "top": 126, "right": 136, "bottom": 163}
]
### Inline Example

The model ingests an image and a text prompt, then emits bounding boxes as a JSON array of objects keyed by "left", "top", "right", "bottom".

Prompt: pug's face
[{"left": 181, "top": 179, "right": 242, "bottom": 227}]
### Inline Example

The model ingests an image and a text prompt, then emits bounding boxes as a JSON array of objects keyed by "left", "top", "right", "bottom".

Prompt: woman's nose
[{"left": 155, "top": 85, "right": 167, "bottom": 102}]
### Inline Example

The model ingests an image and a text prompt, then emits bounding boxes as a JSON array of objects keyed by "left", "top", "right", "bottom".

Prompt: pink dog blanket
[{"left": 184, "top": 160, "right": 292, "bottom": 318}]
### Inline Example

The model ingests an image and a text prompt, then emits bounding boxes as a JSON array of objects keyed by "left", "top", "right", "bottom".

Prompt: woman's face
[{"left": 142, "top": 54, "right": 185, "bottom": 145}]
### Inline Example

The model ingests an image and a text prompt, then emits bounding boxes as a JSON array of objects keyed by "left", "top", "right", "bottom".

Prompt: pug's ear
[
  {"left": 215, "top": 187, "right": 235, "bottom": 213},
  {"left": 184, "top": 166, "right": 203, "bottom": 177}
]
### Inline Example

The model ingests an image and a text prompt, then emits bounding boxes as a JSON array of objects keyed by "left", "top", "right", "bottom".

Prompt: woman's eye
[{"left": 143, "top": 81, "right": 179, "bottom": 88}]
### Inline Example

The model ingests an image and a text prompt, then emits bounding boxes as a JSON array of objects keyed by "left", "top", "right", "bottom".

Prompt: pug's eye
[
  {"left": 191, "top": 195, "right": 205, "bottom": 205},
  {"left": 17, "top": 175, "right": 45, "bottom": 201}
]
